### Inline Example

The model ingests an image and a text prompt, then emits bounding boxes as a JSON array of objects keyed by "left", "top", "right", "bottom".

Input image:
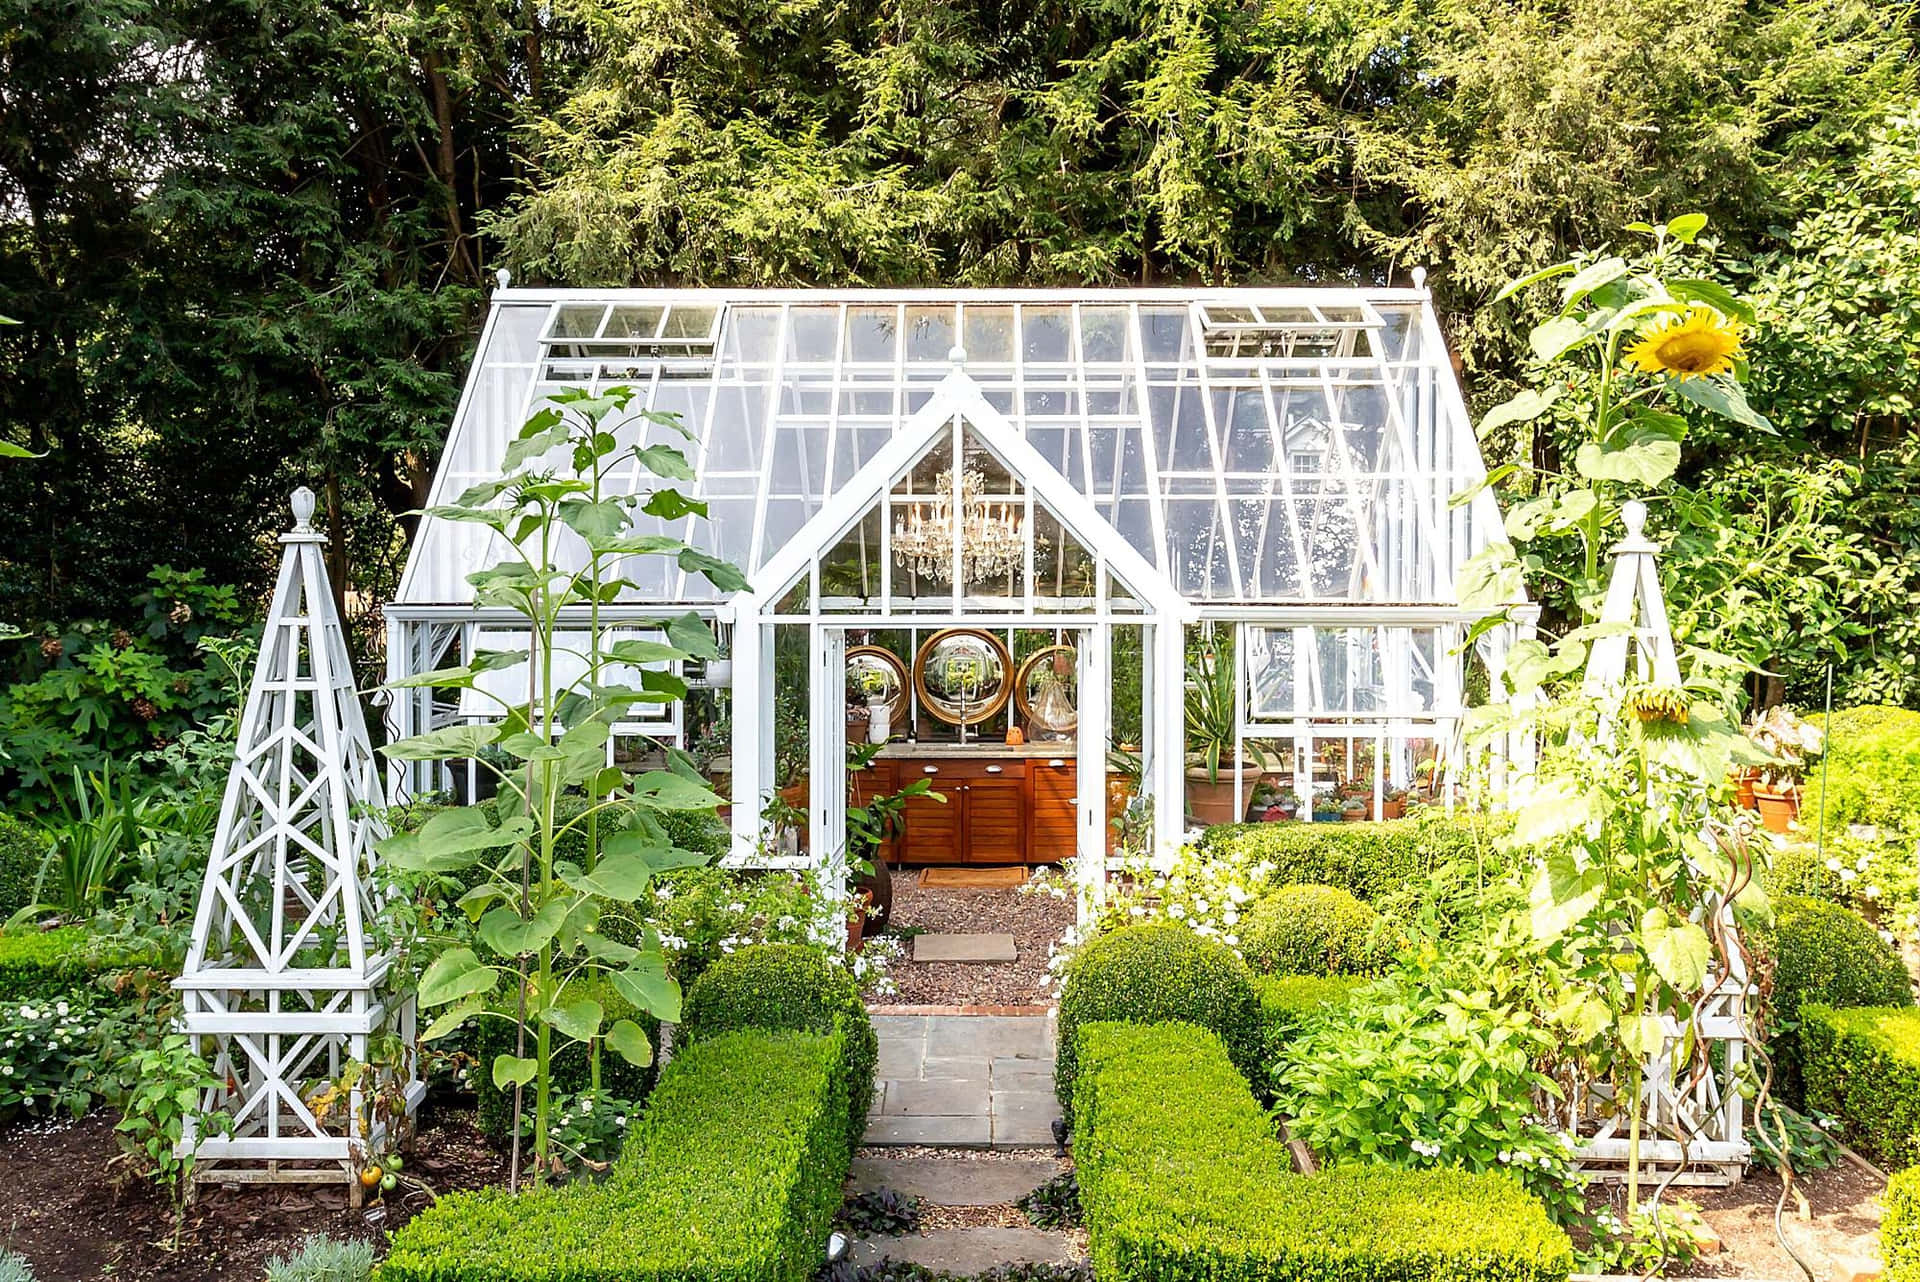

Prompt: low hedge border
[
  {"left": 1072, "top": 1020, "right": 1573, "bottom": 1282},
  {"left": 0, "top": 926, "right": 145, "bottom": 1002},
  {"left": 1194, "top": 813, "right": 1496, "bottom": 904},
  {"left": 0, "top": 814, "right": 45, "bottom": 921},
  {"left": 1887, "top": 1168, "right": 1920, "bottom": 1282},
  {"left": 1802, "top": 1004, "right": 1920, "bottom": 1170},
  {"left": 378, "top": 1025, "right": 851, "bottom": 1282}
]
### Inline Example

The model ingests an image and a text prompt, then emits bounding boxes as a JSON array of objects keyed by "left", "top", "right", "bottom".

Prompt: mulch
[
  {"left": 0, "top": 1103, "right": 506, "bottom": 1282},
  {"left": 1684, "top": 1157, "right": 1888, "bottom": 1279},
  {"left": 881, "top": 868, "right": 1075, "bottom": 1008}
]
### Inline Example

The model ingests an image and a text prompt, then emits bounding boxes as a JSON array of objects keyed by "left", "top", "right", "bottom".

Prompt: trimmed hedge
[
  {"left": 1803, "top": 706, "right": 1920, "bottom": 840},
  {"left": 1756, "top": 895, "right": 1912, "bottom": 1104},
  {"left": 1802, "top": 1004, "right": 1920, "bottom": 1170},
  {"left": 1253, "top": 974, "right": 1365, "bottom": 1074},
  {"left": 1887, "top": 1167, "right": 1920, "bottom": 1282},
  {"left": 378, "top": 1026, "right": 851, "bottom": 1282},
  {"left": 1194, "top": 814, "right": 1492, "bottom": 903},
  {"left": 0, "top": 815, "right": 45, "bottom": 920},
  {"left": 1072, "top": 1020, "right": 1573, "bottom": 1282},
  {"left": 1056, "top": 923, "right": 1260, "bottom": 1114},
  {"left": 680, "top": 943, "right": 876, "bottom": 1151},
  {"left": 1242, "top": 884, "right": 1383, "bottom": 977},
  {"left": 472, "top": 974, "right": 660, "bottom": 1144},
  {"left": 0, "top": 926, "right": 134, "bottom": 1001}
]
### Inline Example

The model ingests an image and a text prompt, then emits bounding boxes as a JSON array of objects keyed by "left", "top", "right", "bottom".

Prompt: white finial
[
  {"left": 495, "top": 268, "right": 512, "bottom": 290},
  {"left": 1621, "top": 499, "right": 1647, "bottom": 541},
  {"left": 290, "top": 487, "right": 317, "bottom": 530},
  {"left": 1412, "top": 266, "right": 1429, "bottom": 291},
  {"left": 948, "top": 345, "right": 967, "bottom": 368}
]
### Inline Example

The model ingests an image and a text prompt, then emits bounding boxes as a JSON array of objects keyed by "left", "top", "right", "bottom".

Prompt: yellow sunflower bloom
[{"left": 1624, "top": 307, "right": 1744, "bottom": 379}]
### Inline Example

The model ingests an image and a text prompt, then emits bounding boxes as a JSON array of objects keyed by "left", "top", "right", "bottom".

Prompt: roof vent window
[
  {"left": 540, "top": 303, "right": 721, "bottom": 377},
  {"left": 1197, "top": 303, "right": 1380, "bottom": 362}
]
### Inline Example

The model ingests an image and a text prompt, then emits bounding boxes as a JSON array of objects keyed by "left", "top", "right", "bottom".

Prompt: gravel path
[{"left": 881, "top": 868, "right": 1074, "bottom": 1007}]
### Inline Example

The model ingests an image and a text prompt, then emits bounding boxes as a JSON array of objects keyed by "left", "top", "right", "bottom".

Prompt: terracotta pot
[
  {"left": 846, "top": 889, "right": 872, "bottom": 953},
  {"left": 1753, "top": 783, "right": 1800, "bottom": 834},
  {"left": 1731, "top": 769, "right": 1759, "bottom": 811},
  {"left": 1381, "top": 798, "right": 1407, "bottom": 821},
  {"left": 1186, "top": 768, "right": 1261, "bottom": 827}
]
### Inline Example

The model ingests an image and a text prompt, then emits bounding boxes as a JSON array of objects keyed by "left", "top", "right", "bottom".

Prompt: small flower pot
[
  {"left": 1731, "top": 769, "right": 1759, "bottom": 811},
  {"left": 846, "top": 889, "right": 873, "bottom": 953},
  {"left": 1753, "top": 783, "right": 1800, "bottom": 834},
  {"left": 1381, "top": 798, "right": 1407, "bottom": 820}
]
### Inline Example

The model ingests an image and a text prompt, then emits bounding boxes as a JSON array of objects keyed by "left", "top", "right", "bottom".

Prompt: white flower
[
  {"left": 579, "top": 1098, "right": 593, "bottom": 1113},
  {"left": 1840, "top": 867, "right": 1858, "bottom": 883},
  {"left": 1168, "top": 903, "right": 1186, "bottom": 920},
  {"left": 1826, "top": 857, "right": 1843, "bottom": 872},
  {"left": 54, "top": 1002, "right": 68, "bottom": 1017},
  {"left": 0, "top": 1066, "right": 10, "bottom": 1075},
  {"left": 1857, "top": 855, "right": 1874, "bottom": 872},
  {"left": 1866, "top": 885, "right": 1883, "bottom": 901}
]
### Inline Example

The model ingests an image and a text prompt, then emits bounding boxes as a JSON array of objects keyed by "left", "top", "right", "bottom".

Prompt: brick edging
[{"left": 865, "top": 1003, "right": 1056, "bottom": 1016}]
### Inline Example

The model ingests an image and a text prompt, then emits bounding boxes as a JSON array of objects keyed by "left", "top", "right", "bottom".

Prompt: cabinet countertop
[{"left": 874, "top": 741, "right": 1077, "bottom": 760}]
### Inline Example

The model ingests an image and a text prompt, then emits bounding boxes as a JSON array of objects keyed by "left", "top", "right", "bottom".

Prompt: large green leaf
[
  {"left": 1455, "top": 544, "right": 1525, "bottom": 608},
  {"left": 663, "top": 611, "right": 721, "bottom": 660},
  {"left": 542, "top": 997, "right": 604, "bottom": 1043},
  {"left": 559, "top": 498, "right": 629, "bottom": 541},
  {"left": 586, "top": 533, "right": 688, "bottom": 557},
  {"left": 1667, "top": 277, "right": 1755, "bottom": 325},
  {"left": 1558, "top": 256, "right": 1628, "bottom": 307},
  {"left": 635, "top": 443, "right": 695, "bottom": 480},
  {"left": 477, "top": 899, "right": 570, "bottom": 958},
  {"left": 0, "top": 441, "right": 44, "bottom": 459},
  {"left": 1529, "top": 852, "right": 1606, "bottom": 942},
  {"left": 628, "top": 770, "right": 723, "bottom": 811},
  {"left": 678, "top": 548, "right": 749, "bottom": 592},
  {"left": 1479, "top": 386, "right": 1562, "bottom": 437},
  {"left": 421, "top": 997, "right": 485, "bottom": 1042},
  {"left": 419, "top": 947, "right": 498, "bottom": 1007},
  {"left": 562, "top": 850, "right": 660, "bottom": 902},
  {"left": 1574, "top": 437, "right": 1680, "bottom": 486},
  {"left": 503, "top": 422, "right": 572, "bottom": 471},
  {"left": 605, "top": 639, "right": 689, "bottom": 665},
  {"left": 1667, "top": 376, "right": 1773, "bottom": 433},
  {"left": 379, "top": 808, "right": 531, "bottom": 873},
  {"left": 492, "top": 1054, "right": 538, "bottom": 1089},
  {"left": 1641, "top": 907, "right": 1712, "bottom": 991},
  {"left": 610, "top": 959, "right": 682, "bottom": 1024},
  {"left": 642, "top": 489, "right": 708, "bottom": 521},
  {"left": 606, "top": 1019, "right": 655, "bottom": 1068},
  {"left": 379, "top": 723, "right": 503, "bottom": 761}
]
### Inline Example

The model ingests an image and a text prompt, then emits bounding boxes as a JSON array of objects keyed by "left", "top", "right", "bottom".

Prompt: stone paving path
[
  {"left": 846, "top": 1152, "right": 1073, "bottom": 1273},
  {"left": 864, "top": 1013, "right": 1062, "bottom": 1148}
]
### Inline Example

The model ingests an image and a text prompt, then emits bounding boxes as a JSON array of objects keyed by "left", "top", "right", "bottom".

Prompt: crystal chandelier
[{"left": 892, "top": 468, "right": 1026, "bottom": 583}]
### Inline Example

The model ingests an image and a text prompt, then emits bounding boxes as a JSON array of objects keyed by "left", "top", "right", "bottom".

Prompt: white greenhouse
[{"left": 386, "top": 286, "right": 1524, "bottom": 892}]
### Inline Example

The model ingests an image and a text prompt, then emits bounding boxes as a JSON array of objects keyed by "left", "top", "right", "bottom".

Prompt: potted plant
[
  {"left": 845, "top": 741, "right": 942, "bottom": 939},
  {"left": 1381, "top": 787, "right": 1408, "bottom": 821},
  {"left": 1260, "top": 787, "right": 1301, "bottom": 822},
  {"left": 1184, "top": 646, "right": 1269, "bottom": 826},
  {"left": 1748, "top": 705, "right": 1825, "bottom": 833}
]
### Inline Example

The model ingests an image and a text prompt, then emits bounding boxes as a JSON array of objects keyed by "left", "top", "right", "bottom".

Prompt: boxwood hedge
[
  {"left": 1802, "top": 1004, "right": 1920, "bottom": 1170},
  {"left": 1193, "top": 814, "right": 1493, "bottom": 904},
  {"left": 1072, "top": 1020, "right": 1573, "bottom": 1282},
  {"left": 1055, "top": 923, "right": 1260, "bottom": 1114},
  {"left": 1887, "top": 1167, "right": 1920, "bottom": 1282},
  {"left": 0, "top": 814, "right": 45, "bottom": 921},
  {"left": 1253, "top": 973, "right": 1366, "bottom": 1079},
  {"left": 0, "top": 926, "right": 144, "bottom": 1001},
  {"left": 1241, "top": 884, "right": 1384, "bottom": 977},
  {"left": 1755, "top": 895, "right": 1912, "bottom": 1104},
  {"left": 378, "top": 1025, "right": 851, "bottom": 1282},
  {"left": 680, "top": 943, "right": 876, "bottom": 1151}
]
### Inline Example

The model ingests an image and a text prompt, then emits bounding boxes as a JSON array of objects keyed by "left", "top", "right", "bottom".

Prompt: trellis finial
[
  {"left": 291, "top": 486, "right": 317, "bottom": 529},
  {"left": 948, "top": 345, "right": 968, "bottom": 368}
]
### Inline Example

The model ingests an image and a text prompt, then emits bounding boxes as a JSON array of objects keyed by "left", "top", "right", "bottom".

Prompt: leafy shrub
[
  {"left": 680, "top": 943, "right": 876, "bottom": 1151},
  {"left": 1801, "top": 1005, "right": 1920, "bottom": 1169},
  {"left": 1072, "top": 1020, "right": 1573, "bottom": 1282},
  {"left": 838, "top": 1187, "right": 922, "bottom": 1234},
  {"left": 471, "top": 974, "right": 658, "bottom": 1145},
  {"left": 378, "top": 1027, "right": 851, "bottom": 1282},
  {"left": 1193, "top": 814, "right": 1494, "bottom": 904},
  {"left": 1273, "top": 964, "right": 1581, "bottom": 1223},
  {"left": 265, "top": 1234, "right": 375, "bottom": 1282},
  {"left": 1055, "top": 923, "right": 1260, "bottom": 1113},
  {"left": 1016, "top": 1172, "right": 1081, "bottom": 1229},
  {"left": 0, "top": 1248, "right": 32, "bottom": 1282},
  {"left": 0, "top": 815, "right": 46, "bottom": 919},
  {"left": 1765, "top": 845, "right": 1847, "bottom": 901},
  {"left": 1803, "top": 706, "right": 1920, "bottom": 840},
  {"left": 1253, "top": 974, "right": 1364, "bottom": 1078},
  {"left": 518, "top": 1087, "right": 638, "bottom": 1182},
  {"left": 650, "top": 865, "right": 838, "bottom": 986},
  {"left": 1887, "top": 1167, "right": 1920, "bottom": 1282},
  {"left": 1754, "top": 895, "right": 1912, "bottom": 1104},
  {"left": 1241, "top": 884, "right": 1384, "bottom": 976},
  {"left": 0, "top": 989, "right": 101, "bottom": 1121}
]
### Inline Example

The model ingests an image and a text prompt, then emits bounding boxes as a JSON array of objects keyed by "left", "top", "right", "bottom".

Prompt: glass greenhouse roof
[{"left": 396, "top": 288, "right": 1506, "bottom": 610}]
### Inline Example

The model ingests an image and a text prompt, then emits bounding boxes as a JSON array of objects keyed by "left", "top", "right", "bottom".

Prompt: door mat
[{"left": 919, "top": 866, "right": 1030, "bottom": 889}]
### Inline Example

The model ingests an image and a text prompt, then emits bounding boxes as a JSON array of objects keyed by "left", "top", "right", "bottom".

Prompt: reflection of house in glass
[{"left": 388, "top": 290, "right": 1523, "bottom": 877}]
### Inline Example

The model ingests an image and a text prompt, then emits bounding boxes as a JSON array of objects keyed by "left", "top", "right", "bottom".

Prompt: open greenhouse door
[
  {"left": 810, "top": 627, "right": 848, "bottom": 902},
  {"left": 1075, "top": 626, "right": 1109, "bottom": 907}
]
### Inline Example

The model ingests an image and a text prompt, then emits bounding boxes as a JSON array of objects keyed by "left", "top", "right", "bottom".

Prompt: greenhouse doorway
[{"left": 726, "top": 354, "right": 1192, "bottom": 911}]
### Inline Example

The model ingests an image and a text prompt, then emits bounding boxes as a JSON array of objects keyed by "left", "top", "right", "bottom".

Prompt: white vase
[
  {"left": 704, "top": 659, "right": 732, "bottom": 689},
  {"left": 868, "top": 700, "right": 891, "bottom": 743}
]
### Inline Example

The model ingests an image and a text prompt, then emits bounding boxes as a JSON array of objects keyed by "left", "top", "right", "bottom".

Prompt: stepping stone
[
  {"left": 990, "top": 1090, "right": 1063, "bottom": 1148},
  {"left": 913, "top": 933, "right": 1017, "bottom": 963},
  {"left": 880, "top": 1077, "right": 990, "bottom": 1117},
  {"left": 926, "top": 1015, "right": 1052, "bottom": 1061},
  {"left": 862, "top": 1114, "right": 992, "bottom": 1147},
  {"left": 851, "top": 1228, "right": 1076, "bottom": 1272},
  {"left": 848, "top": 1156, "right": 1057, "bottom": 1206}
]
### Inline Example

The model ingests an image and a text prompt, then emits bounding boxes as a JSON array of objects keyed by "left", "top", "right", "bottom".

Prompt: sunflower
[{"left": 1624, "top": 307, "right": 1744, "bottom": 379}]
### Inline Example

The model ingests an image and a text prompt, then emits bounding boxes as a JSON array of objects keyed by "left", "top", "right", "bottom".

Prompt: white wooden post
[{"left": 177, "top": 488, "right": 423, "bottom": 1188}]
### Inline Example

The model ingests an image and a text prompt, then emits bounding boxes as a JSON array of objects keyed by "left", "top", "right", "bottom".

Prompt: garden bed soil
[
  {"left": 880, "top": 868, "right": 1075, "bottom": 1007},
  {"left": 1673, "top": 1158, "right": 1887, "bottom": 1280},
  {"left": 0, "top": 1104, "right": 505, "bottom": 1281}
]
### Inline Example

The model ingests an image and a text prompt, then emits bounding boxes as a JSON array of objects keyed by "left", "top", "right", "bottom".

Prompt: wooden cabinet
[{"left": 802, "top": 750, "right": 1083, "bottom": 866}]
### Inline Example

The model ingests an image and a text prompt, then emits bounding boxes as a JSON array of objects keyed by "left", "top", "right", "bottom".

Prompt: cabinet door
[
  {"left": 1030, "top": 761, "right": 1077, "bottom": 864},
  {"left": 962, "top": 779, "right": 1027, "bottom": 864},
  {"left": 901, "top": 787, "right": 961, "bottom": 864}
]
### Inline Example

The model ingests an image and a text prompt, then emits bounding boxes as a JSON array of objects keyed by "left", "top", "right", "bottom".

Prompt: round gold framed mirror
[
  {"left": 912, "top": 628, "right": 1012, "bottom": 726},
  {"left": 1015, "top": 644, "right": 1079, "bottom": 738},
  {"left": 846, "top": 646, "right": 910, "bottom": 728}
]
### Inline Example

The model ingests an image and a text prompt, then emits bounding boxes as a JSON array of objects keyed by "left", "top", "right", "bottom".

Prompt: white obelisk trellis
[
  {"left": 177, "top": 488, "right": 421, "bottom": 1187},
  {"left": 1565, "top": 498, "right": 1752, "bottom": 1184}
]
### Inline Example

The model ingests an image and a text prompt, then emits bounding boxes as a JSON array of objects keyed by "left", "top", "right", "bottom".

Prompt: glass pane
[
  {"left": 1021, "top": 306, "right": 1072, "bottom": 363},
  {"left": 820, "top": 506, "right": 885, "bottom": 612},
  {"left": 961, "top": 306, "right": 1015, "bottom": 363},
  {"left": 551, "top": 303, "right": 605, "bottom": 338},
  {"left": 848, "top": 307, "right": 898, "bottom": 363},
  {"left": 1246, "top": 626, "right": 1297, "bottom": 719},
  {"left": 1032, "top": 504, "right": 1096, "bottom": 610},
  {"left": 605, "top": 305, "right": 664, "bottom": 338},
  {"left": 905, "top": 306, "right": 956, "bottom": 362}
]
